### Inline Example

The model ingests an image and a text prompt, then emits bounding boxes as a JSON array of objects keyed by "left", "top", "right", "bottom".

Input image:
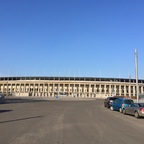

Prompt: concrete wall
[{"left": 0, "top": 79, "right": 144, "bottom": 98}]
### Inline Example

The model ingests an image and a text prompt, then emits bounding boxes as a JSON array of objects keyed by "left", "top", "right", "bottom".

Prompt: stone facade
[{"left": 0, "top": 77, "right": 144, "bottom": 98}]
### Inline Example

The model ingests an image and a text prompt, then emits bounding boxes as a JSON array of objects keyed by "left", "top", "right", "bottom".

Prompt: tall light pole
[{"left": 135, "top": 49, "right": 139, "bottom": 103}]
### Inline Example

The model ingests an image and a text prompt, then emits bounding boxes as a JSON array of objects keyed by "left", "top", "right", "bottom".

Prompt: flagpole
[{"left": 135, "top": 49, "right": 139, "bottom": 103}]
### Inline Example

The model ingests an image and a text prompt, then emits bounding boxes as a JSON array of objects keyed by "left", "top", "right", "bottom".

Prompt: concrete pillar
[
  {"left": 124, "top": 85, "right": 126, "bottom": 96},
  {"left": 43, "top": 83, "right": 45, "bottom": 97},
  {"left": 50, "top": 83, "right": 52, "bottom": 97},
  {"left": 73, "top": 83, "right": 75, "bottom": 97},
  {"left": 33, "top": 83, "right": 35, "bottom": 97},
  {"left": 23, "top": 83, "right": 26, "bottom": 93},
  {"left": 47, "top": 83, "right": 49, "bottom": 97},
  {"left": 133, "top": 86, "right": 136, "bottom": 97},
  {"left": 109, "top": 85, "right": 111, "bottom": 96},
  {"left": 104, "top": 84, "right": 106, "bottom": 96},
  {"left": 89, "top": 84, "right": 91, "bottom": 97},
  {"left": 18, "top": 83, "right": 21, "bottom": 94},
  {"left": 34, "top": 84, "right": 37, "bottom": 97},
  {"left": 114, "top": 85, "right": 116, "bottom": 96},
  {"left": 78, "top": 84, "right": 80, "bottom": 97},
  {"left": 94, "top": 84, "right": 96, "bottom": 97},
  {"left": 2, "top": 83, "right": 4, "bottom": 94},
  {"left": 129, "top": 85, "right": 131, "bottom": 97},
  {"left": 83, "top": 84, "right": 85, "bottom": 98},
  {"left": 37, "top": 83, "right": 40, "bottom": 97},
  {"left": 10, "top": 83, "right": 12, "bottom": 95},
  {"left": 52, "top": 83, "right": 55, "bottom": 97},
  {"left": 63, "top": 84, "right": 65, "bottom": 93},
  {"left": 99, "top": 84, "right": 101, "bottom": 97},
  {"left": 141, "top": 86, "right": 144, "bottom": 94},
  {"left": 58, "top": 83, "right": 60, "bottom": 96},
  {"left": 141, "top": 86, "right": 142, "bottom": 95},
  {"left": 119, "top": 85, "right": 121, "bottom": 96}
]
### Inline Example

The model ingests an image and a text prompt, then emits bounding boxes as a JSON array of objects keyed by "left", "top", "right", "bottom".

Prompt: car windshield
[
  {"left": 124, "top": 100, "right": 134, "bottom": 104},
  {"left": 110, "top": 97, "right": 118, "bottom": 100},
  {"left": 138, "top": 103, "right": 144, "bottom": 107},
  {"left": 130, "top": 104, "right": 137, "bottom": 107}
]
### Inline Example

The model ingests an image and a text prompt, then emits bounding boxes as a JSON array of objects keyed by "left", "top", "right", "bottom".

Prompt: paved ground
[{"left": 0, "top": 97, "right": 144, "bottom": 144}]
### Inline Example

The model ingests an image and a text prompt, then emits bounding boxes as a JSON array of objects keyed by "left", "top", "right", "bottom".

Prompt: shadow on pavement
[
  {"left": 0, "top": 110, "right": 12, "bottom": 113},
  {"left": 0, "top": 97, "right": 97, "bottom": 104},
  {"left": 0, "top": 115, "right": 43, "bottom": 124},
  {"left": 1, "top": 97, "right": 47, "bottom": 104}
]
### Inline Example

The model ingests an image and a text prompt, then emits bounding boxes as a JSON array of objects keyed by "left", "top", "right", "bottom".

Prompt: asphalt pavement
[{"left": 0, "top": 97, "right": 144, "bottom": 144}]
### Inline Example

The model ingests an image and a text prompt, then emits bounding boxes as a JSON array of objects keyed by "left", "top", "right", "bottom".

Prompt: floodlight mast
[{"left": 135, "top": 49, "right": 139, "bottom": 103}]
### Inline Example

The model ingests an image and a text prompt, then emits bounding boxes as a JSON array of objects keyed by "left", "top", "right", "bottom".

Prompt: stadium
[{"left": 0, "top": 76, "right": 144, "bottom": 98}]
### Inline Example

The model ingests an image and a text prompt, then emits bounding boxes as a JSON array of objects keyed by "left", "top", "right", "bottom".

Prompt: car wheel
[
  {"left": 119, "top": 108, "right": 123, "bottom": 113},
  {"left": 135, "top": 111, "right": 140, "bottom": 118},
  {"left": 110, "top": 106, "right": 114, "bottom": 111},
  {"left": 123, "top": 109, "right": 126, "bottom": 115}
]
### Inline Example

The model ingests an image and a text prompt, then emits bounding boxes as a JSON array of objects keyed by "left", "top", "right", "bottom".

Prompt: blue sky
[{"left": 0, "top": 0, "right": 144, "bottom": 79}]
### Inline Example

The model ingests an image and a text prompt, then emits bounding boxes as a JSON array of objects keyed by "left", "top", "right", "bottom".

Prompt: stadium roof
[{"left": 0, "top": 76, "right": 144, "bottom": 83}]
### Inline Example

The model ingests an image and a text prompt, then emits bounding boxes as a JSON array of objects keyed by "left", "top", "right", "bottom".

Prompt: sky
[{"left": 0, "top": 0, "right": 144, "bottom": 79}]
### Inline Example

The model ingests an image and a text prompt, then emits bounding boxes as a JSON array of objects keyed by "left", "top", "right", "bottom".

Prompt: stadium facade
[{"left": 0, "top": 76, "right": 144, "bottom": 98}]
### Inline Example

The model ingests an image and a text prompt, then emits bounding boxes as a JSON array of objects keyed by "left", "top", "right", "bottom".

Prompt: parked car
[
  {"left": 123, "top": 103, "right": 144, "bottom": 118},
  {"left": 0, "top": 93, "right": 5, "bottom": 104},
  {"left": 110, "top": 98, "right": 134, "bottom": 113},
  {"left": 104, "top": 96, "right": 119, "bottom": 108},
  {"left": 0, "top": 93, "right": 5, "bottom": 98}
]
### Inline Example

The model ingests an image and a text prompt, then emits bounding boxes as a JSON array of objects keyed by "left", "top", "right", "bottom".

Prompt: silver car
[{"left": 122, "top": 103, "right": 144, "bottom": 118}]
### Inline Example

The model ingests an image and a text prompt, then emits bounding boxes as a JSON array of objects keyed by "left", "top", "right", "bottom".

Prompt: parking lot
[{"left": 0, "top": 97, "right": 144, "bottom": 144}]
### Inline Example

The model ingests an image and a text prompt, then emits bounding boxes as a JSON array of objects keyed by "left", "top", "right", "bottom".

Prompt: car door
[
  {"left": 127, "top": 104, "right": 137, "bottom": 115},
  {"left": 125, "top": 104, "right": 131, "bottom": 114},
  {"left": 112, "top": 99, "right": 118, "bottom": 110},
  {"left": 115, "top": 99, "right": 121, "bottom": 110}
]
